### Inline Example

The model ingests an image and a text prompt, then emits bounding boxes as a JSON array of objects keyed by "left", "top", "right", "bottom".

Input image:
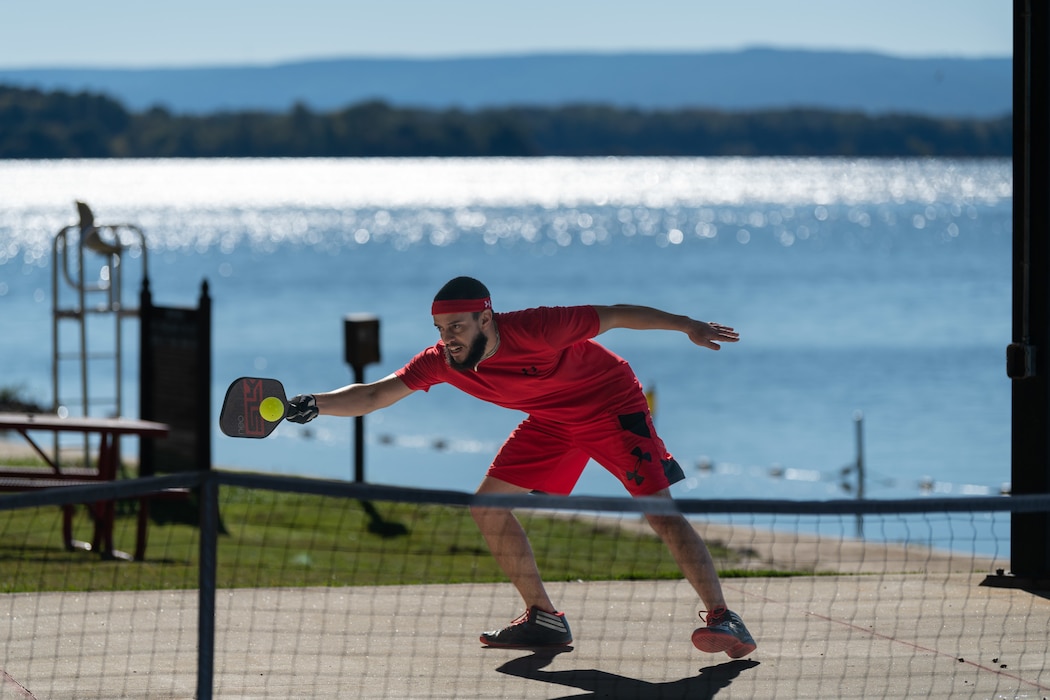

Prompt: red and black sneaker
[
  {"left": 480, "top": 606, "right": 573, "bottom": 648},
  {"left": 691, "top": 608, "right": 757, "bottom": 658}
]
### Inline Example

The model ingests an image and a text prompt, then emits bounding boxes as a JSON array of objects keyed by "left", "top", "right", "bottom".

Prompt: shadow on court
[{"left": 495, "top": 648, "right": 760, "bottom": 699}]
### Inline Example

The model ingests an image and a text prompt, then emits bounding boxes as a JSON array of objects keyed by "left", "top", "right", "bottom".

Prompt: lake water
[{"left": 0, "top": 157, "right": 1014, "bottom": 516}]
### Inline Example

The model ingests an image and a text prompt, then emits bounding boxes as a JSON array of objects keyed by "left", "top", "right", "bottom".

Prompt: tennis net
[{"left": 0, "top": 471, "right": 1046, "bottom": 699}]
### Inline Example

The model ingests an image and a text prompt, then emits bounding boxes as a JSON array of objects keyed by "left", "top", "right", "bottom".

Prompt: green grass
[{"left": 0, "top": 454, "right": 796, "bottom": 594}]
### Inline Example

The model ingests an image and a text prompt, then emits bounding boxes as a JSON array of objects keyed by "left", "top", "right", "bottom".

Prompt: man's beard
[{"left": 445, "top": 331, "right": 489, "bottom": 372}]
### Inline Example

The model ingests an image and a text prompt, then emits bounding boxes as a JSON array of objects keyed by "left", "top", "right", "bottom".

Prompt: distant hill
[
  {"left": 0, "top": 48, "right": 1011, "bottom": 118},
  {"left": 0, "top": 84, "right": 1011, "bottom": 159}
]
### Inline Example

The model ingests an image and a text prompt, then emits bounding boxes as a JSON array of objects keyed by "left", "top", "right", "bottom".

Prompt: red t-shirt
[{"left": 396, "top": 305, "right": 649, "bottom": 424}]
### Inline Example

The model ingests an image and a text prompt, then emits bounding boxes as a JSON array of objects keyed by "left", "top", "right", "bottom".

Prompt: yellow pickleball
[{"left": 259, "top": 396, "right": 285, "bottom": 422}]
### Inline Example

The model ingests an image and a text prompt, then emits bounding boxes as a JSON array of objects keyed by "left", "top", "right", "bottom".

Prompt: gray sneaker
[
  {"left": 691, "top": 608, "right": 756, "bottom": 658},
  {"left": 480, "top": 606, "right": 573, "bottom": 648}
]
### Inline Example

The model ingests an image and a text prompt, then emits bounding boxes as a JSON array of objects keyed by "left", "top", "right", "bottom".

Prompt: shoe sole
[
  {"left": 691, "top": 629, "right": 756, "bottom": 659},
  {"left": 479, "top": 635, "right": 573, "bottom": 649}
]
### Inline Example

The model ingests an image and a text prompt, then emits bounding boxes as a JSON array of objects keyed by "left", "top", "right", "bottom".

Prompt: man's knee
[
  {"left": 470, "top": 503, "right": 498, "bottom": 524},
  {"left": 471, "top": 504, "right": 517, "bottom": 535},
  {"left": 645, "top": 511, "right": 693, "bottom": 540}
]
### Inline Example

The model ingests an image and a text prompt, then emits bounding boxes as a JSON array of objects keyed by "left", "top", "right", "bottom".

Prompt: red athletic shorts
[{"left": 487, "top": 411, "right": 685, "bottom": 496}]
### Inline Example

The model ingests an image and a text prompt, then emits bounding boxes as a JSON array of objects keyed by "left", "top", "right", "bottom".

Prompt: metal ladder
[{"left": 51, "top": 201, "right": 147, "bottom": 465}]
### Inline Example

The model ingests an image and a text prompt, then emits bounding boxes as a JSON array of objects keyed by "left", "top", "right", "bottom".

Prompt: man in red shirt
[{"left": 286, "top": 276, "right": 756, "bottom": 658}]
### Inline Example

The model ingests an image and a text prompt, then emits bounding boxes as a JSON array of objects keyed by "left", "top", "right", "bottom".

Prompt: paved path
[{"left": 2, "top": 573, "right": 1047, "bottom": 699}]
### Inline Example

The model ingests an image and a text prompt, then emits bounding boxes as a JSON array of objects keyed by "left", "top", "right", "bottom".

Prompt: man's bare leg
[
  {"left": 471, "top": 476, "right": 557, "bottom": 613},
  {"left": 643, "top": 487, "right": 756, "bottom": 656},
  {"left": 642, "top": 487, "right": 727, "bottom": 611}
]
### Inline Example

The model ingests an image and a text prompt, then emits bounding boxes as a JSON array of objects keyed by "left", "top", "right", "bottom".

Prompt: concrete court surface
[{"left": 1, "top": 573, "right": 1048, "bottom": 699}]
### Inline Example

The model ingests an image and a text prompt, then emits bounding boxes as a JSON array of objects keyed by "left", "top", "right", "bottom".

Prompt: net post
[{"left": 197, "top": 472, "right": 218, "bottom": 700}]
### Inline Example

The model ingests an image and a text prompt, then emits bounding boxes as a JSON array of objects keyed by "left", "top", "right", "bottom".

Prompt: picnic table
[{"left": 0, "top": 412, "right": 169, "bottom": 559}]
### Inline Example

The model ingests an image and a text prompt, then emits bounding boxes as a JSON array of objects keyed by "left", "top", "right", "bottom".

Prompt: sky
[{"left": 0, "top": 0, "right": 1012, "bottom": 69}]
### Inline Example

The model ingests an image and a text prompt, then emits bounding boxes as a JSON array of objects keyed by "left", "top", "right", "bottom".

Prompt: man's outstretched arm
[
  {"left": 592, "top": 304, "right": 740, "bottom": 350},
  {"left": 286, "top": 373, "right": 415, "bottom": 423}
]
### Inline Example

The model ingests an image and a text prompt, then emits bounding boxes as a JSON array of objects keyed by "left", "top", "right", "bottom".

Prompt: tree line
[{"left": 0, "top": 84, "right": 1011, "bottom": 159}]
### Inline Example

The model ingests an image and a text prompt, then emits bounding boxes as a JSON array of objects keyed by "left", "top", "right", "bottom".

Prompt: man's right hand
[{"left": 286, "top": 394, "right": 319, "bottom": 423}]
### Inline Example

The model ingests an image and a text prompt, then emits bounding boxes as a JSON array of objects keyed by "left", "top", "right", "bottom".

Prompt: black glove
[{"left": 286, "top": 394, "right": 318, "bottom": 424}]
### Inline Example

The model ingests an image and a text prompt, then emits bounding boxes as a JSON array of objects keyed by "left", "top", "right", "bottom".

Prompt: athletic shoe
[
  {"left": 691, "top": 608, "right": 756, "bottom": 658},
  {"left": 480, "top": 606, "right": 573, "bottom": 648}
]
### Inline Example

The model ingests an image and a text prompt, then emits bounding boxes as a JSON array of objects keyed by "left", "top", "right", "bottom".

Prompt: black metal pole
[
  {"left": 197, "top": 279, "right": 212, "bottom": 472},
  {"left": 344, "top": 314, "right": 379, "bottom": 484},
  {"left": 855, "top": 411, "right": 865, "bottom": 539},
  {"left": 1009, "top": 0, "right": 1050, "bottom": 579},
  {"left": 353, "top": 365, "right": 365, "bottom": 483},
  {"left": 196, "top": 473, "right": 218, "bottom": 700}
]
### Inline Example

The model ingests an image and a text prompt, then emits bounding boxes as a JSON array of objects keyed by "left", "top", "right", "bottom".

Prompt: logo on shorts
[{"left": 626, "top": 446, "right": 652, "bottom": 486}]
